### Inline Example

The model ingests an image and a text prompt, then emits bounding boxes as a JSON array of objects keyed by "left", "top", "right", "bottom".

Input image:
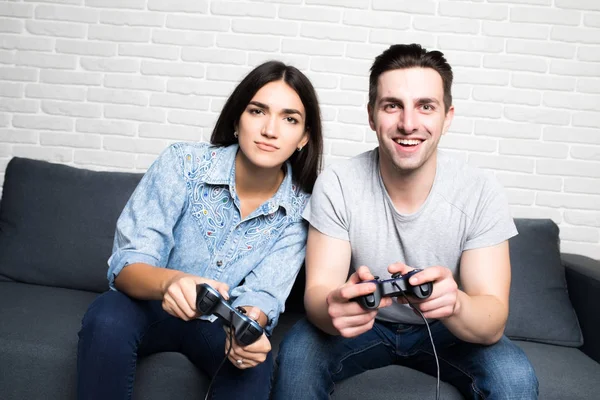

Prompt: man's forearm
[
  {"left": 304, "top": 285, "right": 340, "bottom": 336},
  {"left": 441, "top": 290, "right": 508, "bottom": 345}
]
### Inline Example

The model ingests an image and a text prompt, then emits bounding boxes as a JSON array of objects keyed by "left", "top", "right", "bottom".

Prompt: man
[{"left": 271, "top": 44, "right": 538, "bottom": 399}]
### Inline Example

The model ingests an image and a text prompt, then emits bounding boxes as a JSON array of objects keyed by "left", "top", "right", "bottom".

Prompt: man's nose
[{"left": 399, "top": 108, "right": 418, "bottom": 134}]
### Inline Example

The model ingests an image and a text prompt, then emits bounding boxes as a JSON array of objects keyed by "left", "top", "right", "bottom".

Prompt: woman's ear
[{"left": 299, "top": 129, "right": 310, "bottom": 149}]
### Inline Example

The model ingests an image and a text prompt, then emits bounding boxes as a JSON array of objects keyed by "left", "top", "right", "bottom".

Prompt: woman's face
[{"left": 236, "top": 80, "right": 309, "bottom": 170}]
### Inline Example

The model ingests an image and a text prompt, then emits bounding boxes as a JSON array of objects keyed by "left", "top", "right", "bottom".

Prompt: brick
[
  {"left": 41, "top": 69, "right": 102, "bottom": 86},
  {"left": 565, "top": 177, "right": 600, "bottom": 195},
  {"left": 0, "top": 50, "right": 13, "bottom": 64},
  {"left": 320, "top": 106, "right": 337, "bottom": 122},
  {"left": 0, "top": 18, "right": 23, "bottom": 34},
  {"left": 153, "top": 30, "right": 213, "bottom": 47},
  {"left": 544, "top": 92, "right": 600, "bottom": 112},
  {"left": 324, "top": 123, "right": 365, "bottom": 142},
  {"left": 555, "top": 0, "right": 600, "bottom": 11},
  {"left": 307, "top": 0, "right": 369, "bottom": 9},
  {"left": 577, "top": 78, "right": 600, "bottom": 94},
  {"left": 26, "top": 20, "right": 85, "bottom": 38},
  {"left": 319, "top": 91, "right": 365, "bottom": 107},
  {"left": 88, "top": 88, "right": 148, "bottom": 106},
  {"left": 344, "top": 10, "right": 409, "bottom": 29},
  {"left": 448, "top": 117, "right": 473, "bottom": 134},
  {"left": 76, "top": 118, "right": 136, "bottom": 136},
  {"left": 573, "top": 112, "right": 600, "bottom": 128},
  {"left": 472, "top": 87, "right": 541, "bottom": 106},
  {"left": 564, "top": 210, "right": 600, "bottom": 227},
  {"left": 0, "top": 113, "right": 9, "bottom": 127},
  {"left": 0, "top": 128, "right": 38, "bottom": 143},
  {"left": 167, "top": 110, "right": 215, "bottom": 127},
  {"left": 40, "top": 131, "right": 101, "bottom": 149},
  {"left": 119, "top": 44, "right": 179, "bottom": 60},
  {"left": 453, "top": 101, "right": 503, "bottom": 119},
  {"left": 504, "top": 106, "right": 570, "bottom": 126},
  {"left": 88, "top": 25, "right": 150, "bottom": 43},
  {"left": 438, "top": 35, "right": 504, "bottom": 53},
  {"left": 496, "top": 171, "right": 561, "bottom": 190},
  {"left": 42, "top": 100, "right": 101, "bottom": 118},
  {"left": 34, "top": 5, "right": 97, "bottom": 23},
  {"left": 305, "top": 72, "right": 339, "bottom": 90},
  {"left": 148, "top": 0, "right": 207, "bottom": 13},
  {"left": 104, "top": 74, "right": 165, "bottom": 92},
  {"left": 369, "top": 29, "right": 435, "bottom": 48},
  {"left": 166, "top": 15, "right": 229, "bottom": 32},
  {"left": 56, "top": 39, "right": 116, "bottom": 57},
  {"left": 570, "top": 145, "right": 600, "bottom": 161},
  {"left": 469, "top": 155, "right": 534, "bottom": 173},
  {"left": 16, "top": 51, "right": 76, "bottom": 70},
  {"left": 537, "top": 192, "right": 600, "bottom": 211},
  {"left": 488, "top": 0, "right": 551, "bottom": 4},
  {"left": 510, "top": 7, "right": 580, "bottom": 25},
  {"left": 279, "top": 5, "right": 338, "bottom": 22},
  {"left": 301, "top": 23, "right": 367, "bottom": 42},
  {"left": 247, "top": 53, "right": 309, "bottom": 71},
  {"left": 206, "top": 65, "right": 251, "bottom": 82},
  {"left": 168, "top": 79, "right": 234, "bottom": 97},
  {"left": 559, "top": 226, "right": 599, "bottom": 243},
  {"left": 99, "top": 10, "right": 164, "bottom": 27},
  {"left": 139, "top": 123, "right": 201, "bottom": 141},
  {"left": 13, "top": 145, "right": 73, "bottom": 163},
  {"left": 0, "top": 34, "right": 54, "bottom": 51},
  {"left": 282, "top": 38, "right": 344, "bottom": 57},
  {"left": 454, "top": 68, "right": 509, "bottom": 86},
  {"left": 25, "top": 0, "right": 82, "bottom": 4},
  {"left": 509, "top": 206, "right": 562, "bottom": 223},
  {"left": 439, "top": 134, "right": 497, "bottom": 152},
  {"left": 0, "top": 66, "right": 37, "bottom": 82},
  {"left": 150, "top": 93, "right": 209, "bottom": 111},
  {"left": 442, "top": 51, "right": 482, "bottom": 68},
  {"left": 13, "top": 114, "right": 73, "bottom": 131},
  {"left": 311, "top": 57, "right": 370, "bottom": 77},
  {"left": 141, "top": 61, "right": 204, "bottom": 79},
  {"left": 476, "top": 121, "right": 541, "bottom": 139},
  {"left": 511, "top": 73, "right": 575, "bottom": 91},
  {"left": 216, "top": 34, "right": 279, "bottom": 52},
  {"left": 181, "top": 47, "right": 244, "bottom": 65},
  {"left": 544, "top": 127, "right": 600, "bottom": 145},
  {"left": 537, "top": 159, "right": 600, "bottom": 178},
  {"left": 506, "top": 39, "right": 575, "bottom": 59},
  {"left": 26, "top": 84, "right": 86, "bottom": 101},
  {"left": 80, "top": 57, "right": 139, "bottom": 73},
  {"left": 103, "top": 136, "right": 167, "bottom": 155},
  {"left": 413, "top": 16, "right": 479, "bottom": 34},
  {"left": 104, "top": 105, "right": 166, "bottom": 123},
  {"left": 506, "top": 188, "right": 536, "bottom": 206},
  {"left": 584, "top": 14, "right": 600, "bottom": 28},
  {"left": 0, "top": 3, "right": 33, "bottom": 18},
  {"left": 337, "top": 107, "right": 367, "bottom": 125},
  {"left": 552, "top": 26, "right": 600, "bottom": 44},
  {"left": 340, "top": 76, "right": 368, "bottom": 91},
  {"left": 345, "top": 43, "right": 390, "bottom": 61},
  {"left": 499, "top": 139, "right": 567, "bottom": 159},
  {"left": 74, "top": 149, "right": 135, "bottom": 169},
  {"left": 372, "top": 0, "right": 435, "bottom": 14},
  {"left": 233, "top": 19, "right": 297, "bottom": 37},
  {"left": 578, "top": 46, "right": 600, "bottom": 62},
  {"left": 483, "top": 22, "right": 549, "bottom": 39},
  {"left": 0, "top": 98, "right": 38, "bottom": 113},
  {"left": 440, "top": 2, "right": 508, "bottom": 20},
  {"left": 214, "top": 1, "right": 276, "bottom": 17},
  {"left": 84, "top": 0, "right": 145, "bottom": 10},
  {"left": 550, "top": 60, "right": 600, "bottom": 77}
]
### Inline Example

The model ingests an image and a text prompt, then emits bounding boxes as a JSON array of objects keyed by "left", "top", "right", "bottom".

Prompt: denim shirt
[{"left": 107, "top": 142, "right": 309, "bottom": 334}]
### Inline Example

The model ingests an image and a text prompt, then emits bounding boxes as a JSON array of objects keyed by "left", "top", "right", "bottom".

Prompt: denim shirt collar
[{"left": 203, "top": 144, "right": 296, "bottom": 216}]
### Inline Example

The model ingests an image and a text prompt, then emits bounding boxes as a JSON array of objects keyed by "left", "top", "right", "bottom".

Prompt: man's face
[{"left": 368, "top": 67, "right": 454, "bottom": 175}]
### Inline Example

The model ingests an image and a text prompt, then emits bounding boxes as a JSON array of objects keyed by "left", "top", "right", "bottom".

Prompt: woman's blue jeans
[
  {"left": 77, "top": 290, "right": 273, "bottom": 400},
  {"left": 272, "top": 318, "right": 538, "bottom": 400}
]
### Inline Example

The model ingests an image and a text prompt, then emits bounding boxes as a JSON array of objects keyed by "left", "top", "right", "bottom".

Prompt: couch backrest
[{"left": 0, "top": 157, "right": 142, "bottom": 293}]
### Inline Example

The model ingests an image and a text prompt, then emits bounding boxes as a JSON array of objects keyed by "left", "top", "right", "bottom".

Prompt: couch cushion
[
  {"left": 505, "top": 219, "right": 583, "bottom": 347},
  {"left": 0, "top": 157, "right": 142, "bottom": 293}
]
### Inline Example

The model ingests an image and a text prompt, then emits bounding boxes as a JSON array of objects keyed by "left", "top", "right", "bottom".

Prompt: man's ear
[
  {"left": 367, "top": 104, "right": 376, "bottom": 131},
  {"left": 442, "top": 105, "right": 454, "bottom": 136}
]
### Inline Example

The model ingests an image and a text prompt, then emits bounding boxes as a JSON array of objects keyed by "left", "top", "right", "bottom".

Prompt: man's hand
[
  {"left": 388, "top": 263, "right": 458, "bottom": 320},
  {"left": 326, "top": 266, "right": 393, "bottom": 338},
  {"left": 224, "top": 306, "right": 272, "bottom": 369},
  {"left": 162, "top": 273, "right": 230, "bottom": 321}
]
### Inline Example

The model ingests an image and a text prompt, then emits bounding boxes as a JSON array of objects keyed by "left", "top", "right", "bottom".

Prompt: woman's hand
[
  {"left": 162, "top": 273, "right": 230, "bottom": 321},
  {"left": 224, "top": 306, "right": 272, "bottom": 369}
]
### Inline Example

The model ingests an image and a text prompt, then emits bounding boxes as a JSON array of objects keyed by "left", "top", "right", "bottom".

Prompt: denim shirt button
[{"left": 216, "top": 260, "right": 223, "bottom": 267}]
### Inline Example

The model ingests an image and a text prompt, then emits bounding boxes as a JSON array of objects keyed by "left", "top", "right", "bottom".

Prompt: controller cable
[
  {"left": 204, "top": 309, "right": 235, "bottom": 400},
  {"left": 393, "top": 282, "right": 440, "bottom": 400}
]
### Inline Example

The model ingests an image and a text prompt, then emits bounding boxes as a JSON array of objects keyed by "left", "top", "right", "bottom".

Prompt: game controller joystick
[
  {"left": 354, "top": 269, "right": 433, "bottom": 310},
  {"left": 196, "top": 283, "right": 264, "bottom": 346}
]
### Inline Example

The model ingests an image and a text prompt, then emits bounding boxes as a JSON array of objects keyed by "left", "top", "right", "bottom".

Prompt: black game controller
[
  {"left": 354, "top": 269, "right": 433, "bottom": 310},
  {"left": 196, "top": 283, "right": 264, "bottom": 346}
]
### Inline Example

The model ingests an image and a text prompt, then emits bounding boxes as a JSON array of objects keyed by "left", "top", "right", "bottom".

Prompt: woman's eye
[
  {"left": 285, "top": 117, "right": 298, "bottom": 124},
  {"left": 249, "top": 108, "right": 263, "bottom": 115}
]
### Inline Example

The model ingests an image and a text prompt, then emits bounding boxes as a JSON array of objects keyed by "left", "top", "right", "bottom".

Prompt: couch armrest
[{"left": 562, "top": 253, "right": 600, "bottom": 364}]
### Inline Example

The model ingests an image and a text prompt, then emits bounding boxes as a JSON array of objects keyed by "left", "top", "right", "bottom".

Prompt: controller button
[
  {"left": 216, "top": 260, "right": 223, "bottom": 266},
  {"left": 365, "top": 294, "right": 376, "bottom": 307}
]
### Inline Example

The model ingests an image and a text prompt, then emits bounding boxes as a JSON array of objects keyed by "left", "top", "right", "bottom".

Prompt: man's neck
[{"left": 379, "top": 151, "right": 438, "bottom": 215}]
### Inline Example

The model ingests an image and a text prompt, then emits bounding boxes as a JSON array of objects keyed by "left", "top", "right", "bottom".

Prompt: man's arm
[{"left": 304, "top": 226, "right": 390, "bottom": 337}]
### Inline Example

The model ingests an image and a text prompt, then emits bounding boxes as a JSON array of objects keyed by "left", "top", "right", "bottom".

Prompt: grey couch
[{"left": 1, "top": 156, "right": 599, "bottom": 400}]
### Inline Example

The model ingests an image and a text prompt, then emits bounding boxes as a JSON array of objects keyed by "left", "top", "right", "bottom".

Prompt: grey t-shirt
[{"left": 303, "top": 148, "right": 517, "bottom": 324}]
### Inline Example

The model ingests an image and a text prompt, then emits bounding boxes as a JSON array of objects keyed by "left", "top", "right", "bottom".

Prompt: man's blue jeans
[
  {"left": 77, "top": 290, "right": 273, "bottom": 400},
  {"left": 272, "top": 318, "right": 538, "bottom": 400}
]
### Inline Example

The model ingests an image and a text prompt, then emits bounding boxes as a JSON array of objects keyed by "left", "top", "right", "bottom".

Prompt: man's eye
[
  {"left": 384, "top": 104, "right": 398, "bottom": 110},
  {"left": 422, "top": 104, "right": 434, "bottom": 111}
]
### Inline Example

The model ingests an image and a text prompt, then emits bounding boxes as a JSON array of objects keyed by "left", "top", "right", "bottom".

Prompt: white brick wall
[{"left": 0, "top": 0, "right": 599, "bottom": 260}]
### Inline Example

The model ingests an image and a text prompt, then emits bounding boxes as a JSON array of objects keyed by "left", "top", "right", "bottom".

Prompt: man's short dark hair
[{"left": 368, "top": 44, "right": 453, "bottom": 113}]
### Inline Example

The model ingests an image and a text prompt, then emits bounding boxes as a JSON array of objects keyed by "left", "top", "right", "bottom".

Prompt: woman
[{"left": 77, "top": 61, "right": 323, "bottom": 400}]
